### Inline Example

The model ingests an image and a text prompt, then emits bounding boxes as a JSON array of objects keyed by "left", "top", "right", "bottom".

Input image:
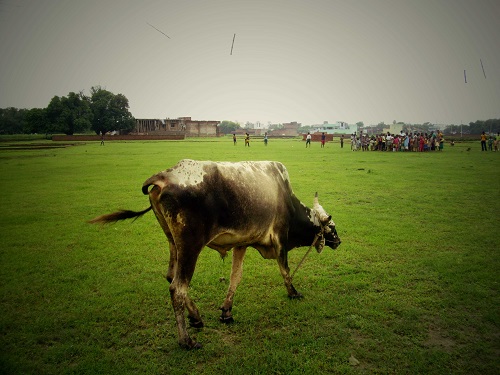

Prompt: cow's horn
[
  {"left": 314, "top": 192, "right": 319, "bottom": 208},
  {"left": 314, "top": 192, "right": 331, "bottom": 222}
]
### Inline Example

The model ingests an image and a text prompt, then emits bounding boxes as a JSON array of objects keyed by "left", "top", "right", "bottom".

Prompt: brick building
[
  {"left": 134, "top": 117, "right": 220, "bottom": 137},
  {"left": 266, "top": 121, "right": 300, "bottom": 136}
]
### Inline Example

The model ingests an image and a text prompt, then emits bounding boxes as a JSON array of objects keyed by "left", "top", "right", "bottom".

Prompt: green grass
[{"left": 1, "top": 138, "right": 499, "bottom": 374}]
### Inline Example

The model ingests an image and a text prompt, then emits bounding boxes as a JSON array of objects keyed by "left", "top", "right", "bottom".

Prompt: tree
[
  {"left": 0, "top": 107, "right": 27, "bottom": 134},
  {"left": 62, "top": 92, "right": 93, "bottom": 135},
  {"left": 24, "top": 108, "right": 49, "bottom": 134},
  {"left": 218, "top": 120, "right": 240, "bottom": 134},
  {"left": 46, "top": 92, "right": 93, "bottom": 135},
  {"left": 89, "top": 86, "right": 135, "bottom": 135},
  {"left": 268, "top": 123, "right": 283, "bottom": 130},
  {"left": 468, "top": 119, "right": 500, "bottom": 134},
  {"left": 297, "top": 125, "right": 312, "bottom": 133}
]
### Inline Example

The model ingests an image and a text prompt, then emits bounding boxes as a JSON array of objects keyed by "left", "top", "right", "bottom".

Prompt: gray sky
[{"left": 1, "top": 0, "right": 499, "bottom": 126}]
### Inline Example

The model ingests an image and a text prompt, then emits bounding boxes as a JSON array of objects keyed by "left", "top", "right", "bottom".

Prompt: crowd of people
[
  {"left": 232, "top": 130, "right": 500, "bottom": 152},
  {"left": 347, "top": 131, "right": 447, "bottom": 152}
]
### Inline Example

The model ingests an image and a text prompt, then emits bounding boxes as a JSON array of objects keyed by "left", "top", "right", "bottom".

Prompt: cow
[{"left": 89, "top": 159, "right": 341, "bottom": 349}]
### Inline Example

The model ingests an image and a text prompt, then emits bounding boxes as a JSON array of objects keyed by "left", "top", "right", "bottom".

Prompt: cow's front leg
[
  {"left": 220, "top": 246, "right": 247, "bottom": 323},
  {"left": 277, "top": 250, "right": 303, "bottom": 299}
]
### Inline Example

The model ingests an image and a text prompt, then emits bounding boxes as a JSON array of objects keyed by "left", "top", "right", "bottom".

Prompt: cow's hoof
[
  {"left": 288, "top": 293, "right": 304, "bottom": 299},
  {"left": 188, "top": 317, "right": 204, "bottom": 329},
  {"left": 189, "top": 342, "right": 203, "bottom": 350},
  {"left": 220, "top": 315, "right": 234, "bottom": 324},
  {"left": 180, "top": 340, "right": 203, "bottom": 350}
]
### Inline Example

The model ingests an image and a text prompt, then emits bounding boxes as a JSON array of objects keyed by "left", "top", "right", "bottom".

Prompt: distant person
[
  {"left": 419, "top": 134, "right": 425, "bottom": 152},
  {"left": 264, "top": 132, "right": 268, "bottom": 146},
  {"left": 340, "top": 134, "right": 344, "bottom": 148},
  {"left": 392, "top": 135, "right": 399, "bottom": 152},
  {"left": 494, "top": 132, "right": 500, "bottom": 152},
  {"left": 488, "top": 135, "right": 493, "bottom": 151},
  {"left": 233, "top": 133, "right": 237, "bottom": 145},
  {"left": 320, "top": 132, "right": 326, "bottom": 148},
  {"left": 351, "top": 134, "right": 357, "bottom": 151},
  {"left": 305, "top": 132, "right": 311, "bottom": 148},
  {"left": 245, "top": 133, "right": 250, "bottom": 147},
  {"left": 100, "top": 132, "right": 105, "bottom": 146},
  {"left": 480, "top": 131, "right": 487, "bottom": 151},
  {"left": 403, "top": 134, "right": 410, "bottom": 151}
]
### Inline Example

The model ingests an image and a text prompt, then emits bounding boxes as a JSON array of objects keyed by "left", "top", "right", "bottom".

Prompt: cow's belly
[{"left": 207, "top": 230, "right": 279, "bottom": 259}]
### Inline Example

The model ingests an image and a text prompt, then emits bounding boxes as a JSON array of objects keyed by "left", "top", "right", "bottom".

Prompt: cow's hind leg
[
  {"left": 169, "top": 245, "right": 204, "bottom": 349},
  {"left": 166, "top": 236, "right": 202, "bottom": 326},
  {"left": 186, "top": 296, "right": 203, "bottom": 329},
  {"left": 277, "top": 250, "right": 303, "bottom": 299},
  {"left": 220, "top": 246, "right": 247, "bottom": 323},
  {"left": 165, "top": 237, "right": 177, "bottom": 283}
]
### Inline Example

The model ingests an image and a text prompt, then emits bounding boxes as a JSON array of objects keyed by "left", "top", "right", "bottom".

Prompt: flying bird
[
  {"left": 147, "top": 22, "right": 171, "bottom": 39},
  {"left": 230, "top": 33, "right": 236, "bottom": 55},
  {"left": 480, "top": 59, "right": 486, "bottom": 79}
]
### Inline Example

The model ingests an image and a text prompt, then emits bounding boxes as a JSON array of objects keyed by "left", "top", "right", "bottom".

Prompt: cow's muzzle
[
  {"left": 324, "top": 227, "right": 341, "bottom": 250},
  {"left": 326, "top": 237, "right": 341, "bottom": 249}
]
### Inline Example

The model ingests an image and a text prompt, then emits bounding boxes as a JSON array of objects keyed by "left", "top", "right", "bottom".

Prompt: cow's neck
[{"left": 287, "top": 195, "right": 320, "bottom": 250}]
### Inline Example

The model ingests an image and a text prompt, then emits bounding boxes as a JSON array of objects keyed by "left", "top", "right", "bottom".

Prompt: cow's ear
[{"left": 320, "top": 214, "right": 331, "bottom": 224}]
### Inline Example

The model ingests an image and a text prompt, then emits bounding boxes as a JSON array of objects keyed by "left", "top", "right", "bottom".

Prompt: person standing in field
[
  {"left": 419, "top": 134, "right": 425, "bottom": 152},
  {"left": 245, "top": 133, "right": 250, "bottom": 147},
  {"left": 233, "top": 133, "right": 237, "bottom": 145},
  {"left": 480, "top": 131, "right": 487, "bottom": 151},
  {"left": 305, "top": 132, "right": 311, "bottom": 148},
  {"left": 100, "top": 132, "right": 105, "bottom": 146},
  {"left": 340, "top": 134, "right": 344, "bottom": 148},
  {"left": 264, "top": 132, "right": 268, "bottom": 146},
  {"left": 320, "top": 132, "right": 326, "bottom": 148},
  {"left": 439, "top": 134, "right": 444, "bottom": 151},
  {"left": 494, "top": 132, "right": 500, "bottom": 152},
  {"left": 413, "top": 133, "right": 419, "bottom": 151},
  {"left": 392, "top": 135, "right": 399, "bottom": 152}
]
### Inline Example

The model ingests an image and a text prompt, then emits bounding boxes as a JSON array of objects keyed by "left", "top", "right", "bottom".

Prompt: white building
[{"left": 312, "top": 121, "right": 357, "bottom": 135}]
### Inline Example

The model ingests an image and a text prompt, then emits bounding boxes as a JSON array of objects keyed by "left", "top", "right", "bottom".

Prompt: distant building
[
  {"left": 312, "top": 121, "right": 356, "bottom": 135},
  {"left": 266, "top": 121, "right": 301, "bottom": 136},
  {"left": 281, "top": 121, "right": 301, "bottom": 136},
  {"left": 134, "top": 117, "right": 220, "bottom": 137},
  {"left": 383, "top": 123, "right": 404, "bottom": 134}
]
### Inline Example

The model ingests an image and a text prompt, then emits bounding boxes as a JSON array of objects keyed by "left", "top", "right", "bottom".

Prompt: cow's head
[{"left": 313, "top": 193, "right": 341, "bottom": 252}]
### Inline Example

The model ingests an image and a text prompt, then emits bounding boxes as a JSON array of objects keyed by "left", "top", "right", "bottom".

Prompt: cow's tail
[
  {"left": 90, "top": 174, "right": 163, "bottom": 225},
  {"left": 88, "top": 206, "right": 152, "bottom": 224}
]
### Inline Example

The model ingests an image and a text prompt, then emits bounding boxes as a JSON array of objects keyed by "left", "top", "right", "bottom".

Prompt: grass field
[{"left": 1, "top": 137, "right": 499, "bottom": 374}]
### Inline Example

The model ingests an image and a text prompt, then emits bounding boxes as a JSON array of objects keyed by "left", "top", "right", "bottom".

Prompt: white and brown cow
[{"left": 90, "top": 159, "right": 341, "bottom": 349}]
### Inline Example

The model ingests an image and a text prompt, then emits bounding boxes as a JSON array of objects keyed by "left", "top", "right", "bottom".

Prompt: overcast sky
[{"left": 0, "top": 0, "right": 499, "bottom": 126}]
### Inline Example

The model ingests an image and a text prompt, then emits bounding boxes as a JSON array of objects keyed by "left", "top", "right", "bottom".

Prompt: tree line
[
  {"left": 443, "top": 119, "right": 500, "bottom": 135},
  {"left": 0, "top": 86, "right": 135, "bottom": 135},
  {"left": 1, "top": 95, "right": 498, "bottom": 136}
]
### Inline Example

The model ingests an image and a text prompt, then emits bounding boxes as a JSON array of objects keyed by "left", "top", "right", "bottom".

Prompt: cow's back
[{"left": 143, "top": 160, "right": 295, "bottom": 250}]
